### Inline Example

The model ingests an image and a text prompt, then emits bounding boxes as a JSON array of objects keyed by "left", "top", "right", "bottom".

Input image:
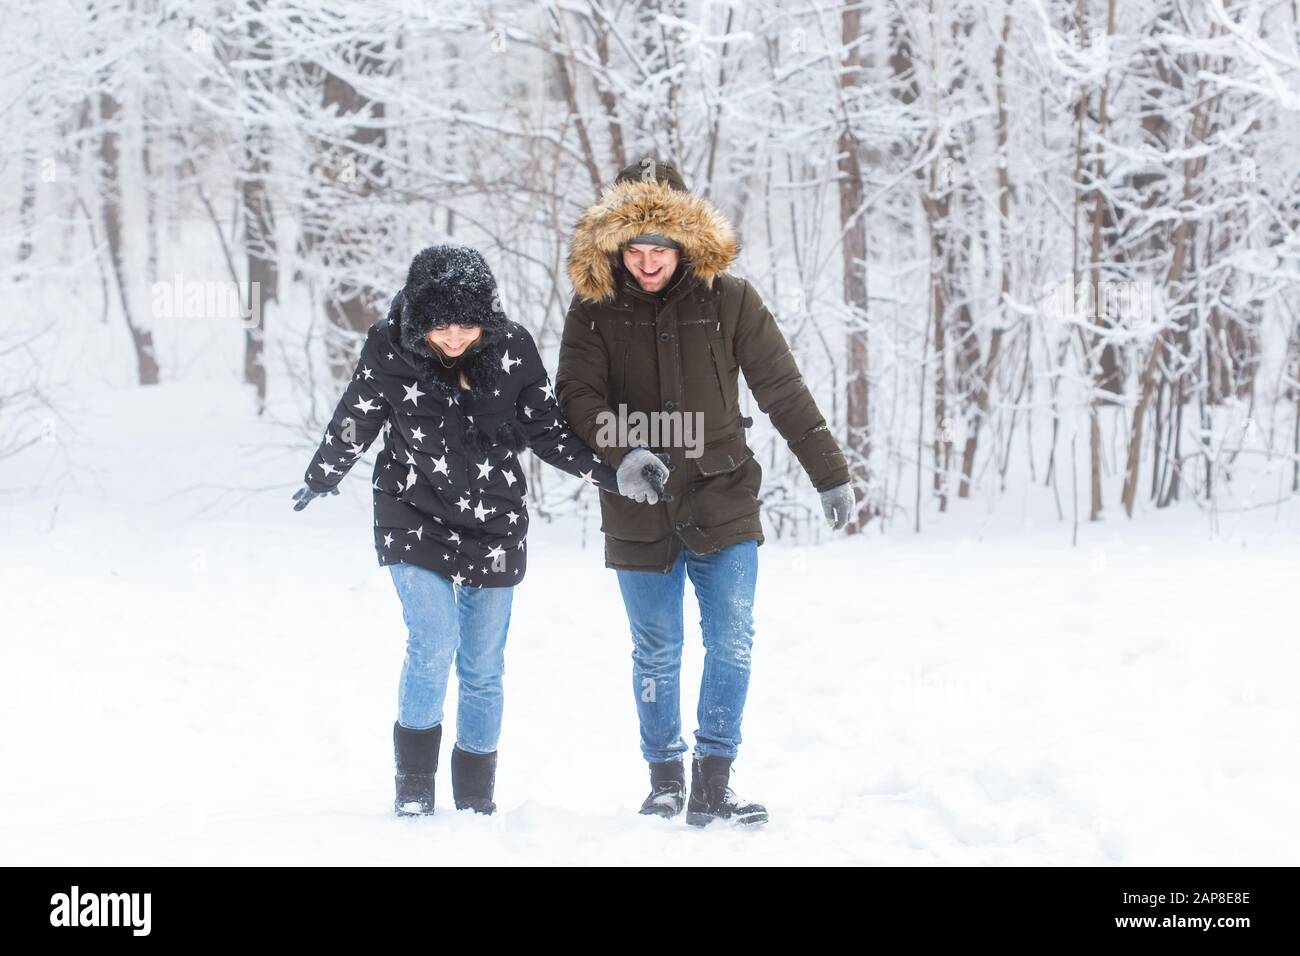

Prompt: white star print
[
  {"left": 501, "top": 351, "right": 521, "bottom": 374},
  {"left": 382, "top": 532, "right": 394, "bottom": 548},
  {"left": 431, "top": 455, "right": 449, "bottom": 476},
  {"left": 410, "top": 426, "right": 426, "bottom": 444},
  {"left": 448, "top": 531, "right": 461, "bottom": 544},
  {"left": 473, "top": 500, "right": 494, "bottom": 522},
  {"left": 361, "top": 366, "right": 374, "bottom": 380},
  {"left": 402, "top": 382, "right": 425, "bottom": 406},
  {"left": 353, "top": 397, "right": 380, "bottom": 415},
  {"left": 408, "top": 525, "right": 424, "bottom": 541},
  {"left": 451, "top": 572, "right": 466, "bottom": 586},
  {"left": 317, "top": 462, "right": 338, "bottom": 477},
  {"left": 539, "top": 380, "right": 555, "bottom": 401},
  {"left": 475, "top": 459, "right": 494, "bottom": 480},
  {"left": 502, "top": 471, "right": 517, "bottom": 487},
  {"left": 579, "top": 469, "right": 597, "bottom": 484},
  {"left": 486, "top": 545, "right": 506, "bottom": 561},
  {"left": 456, "top": 495, "right": 471, "bottom": 512},
  {"left": 505, "top": 511, "right": 519, "bottom": 525}
]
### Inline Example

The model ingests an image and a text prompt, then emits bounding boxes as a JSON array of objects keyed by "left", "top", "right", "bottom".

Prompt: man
[{"left": 557, "top": 158, "right": 855, "bottom": 827}]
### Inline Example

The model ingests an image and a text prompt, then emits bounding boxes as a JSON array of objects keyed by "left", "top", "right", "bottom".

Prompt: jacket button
[
  {"left": 664, "top": 400, "right": 676, "bottom": 411},
  {"left": 674, "top": 521, "right": 685, "bottom": 530},
  {"left": 668, "top": 462, "right": 677, "bottom": 471},
  {"left": 659, "top": 331, "right": 671, "bottom": 341}
]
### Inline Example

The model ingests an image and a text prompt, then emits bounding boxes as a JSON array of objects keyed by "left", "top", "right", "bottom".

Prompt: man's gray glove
[
  {"left": 292, "top": 484, "right": 339, "bottom": 511},
  {"left": 617, "top": 447, "right": 672, "bottom": 504},
  {"left": 820, "top": 481, "right": 855, "bottom": 530}
]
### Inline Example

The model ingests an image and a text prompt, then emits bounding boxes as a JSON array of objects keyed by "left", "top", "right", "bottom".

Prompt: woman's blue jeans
[
  {"left": 615, "top": 539, "right": 758, "bottom": 763},
  {"left": 388, "top": 562, "right": 514, "bottom": 754}
]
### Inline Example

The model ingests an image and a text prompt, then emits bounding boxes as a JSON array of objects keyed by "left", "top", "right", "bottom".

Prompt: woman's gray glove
[
  {"left": 292, "top": 484, "right": 339, "bottom": 511},
  {"left": 820, "top": 481, "right": 855, "bottom": 530},
  {"left": 617, "top": 447, "right": 672, "bottom": 504}
]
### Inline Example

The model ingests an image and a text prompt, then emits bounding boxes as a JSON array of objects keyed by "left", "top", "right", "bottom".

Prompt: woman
[{"left": 291, "top": 245, "right": 656, "bottom": 817}]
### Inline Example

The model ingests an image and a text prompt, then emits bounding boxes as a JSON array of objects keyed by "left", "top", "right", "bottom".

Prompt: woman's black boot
[
  {"left": 450, "top": 744, "right": 498, "bottom": 814},
  {"left": 393, "top": 721, "right": 441, "bottom": 816}
]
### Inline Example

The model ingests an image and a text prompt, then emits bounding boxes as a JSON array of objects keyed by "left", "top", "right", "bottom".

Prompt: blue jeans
[
  {"left": 388, "top": 563, "right": 514, "bottom": 754},
  {"left": 615, "top": 539, "right": 758, "bottom": 763}
]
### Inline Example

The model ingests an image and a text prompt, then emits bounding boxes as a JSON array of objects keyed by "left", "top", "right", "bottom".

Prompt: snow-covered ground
[{"left": 2, "top": 379, "right": 1296, "bottom": 865}]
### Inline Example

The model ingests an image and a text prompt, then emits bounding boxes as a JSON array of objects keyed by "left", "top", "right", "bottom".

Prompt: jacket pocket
[
  {"left": 704, "top": 322, "right": 732, "bottom": 411},
  {"left": 692, "top": 431, "right": 754, "bottom": 477},
  {"left": 689, "top": 432, "right": 763, "bottom": 532}
]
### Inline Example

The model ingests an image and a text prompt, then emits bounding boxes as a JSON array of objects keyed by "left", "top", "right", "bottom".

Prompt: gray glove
[
  {"left": 820, "top": 481, "right": 855, "bottom": 530},
  {"left": 617, "top": 447, "right": 671, "bottom": 504},
  {"left": 292, "top": 484, "right": 339, "bottom": 511}
]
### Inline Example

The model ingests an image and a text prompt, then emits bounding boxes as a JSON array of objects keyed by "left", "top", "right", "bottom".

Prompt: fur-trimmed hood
[{"left": 567, "top": 177, "right": 739, "bottom": 303}]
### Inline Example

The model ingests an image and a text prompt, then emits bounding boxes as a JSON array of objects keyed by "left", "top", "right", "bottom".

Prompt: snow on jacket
[{"left": 302, "top": 294, "right": 618, "bottom": 588}]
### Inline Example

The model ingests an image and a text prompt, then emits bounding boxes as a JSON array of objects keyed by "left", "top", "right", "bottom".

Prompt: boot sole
[
  {"left": 640, "top": 806, "right": 684, "bottom": 819},
  {"left": 686, "top": 810, "right": 768, "bottom": 827},
  {"left": 395, "top": 801, "right": 435, "bottom": 816}
]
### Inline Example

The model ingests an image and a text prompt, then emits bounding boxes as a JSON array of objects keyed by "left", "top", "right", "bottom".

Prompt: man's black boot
[
  {"left": 639, "top": 758, "right": 686, "bottom": 818},
  {"left": 686, "top": 755, "right": 768, "bottom": 827}
]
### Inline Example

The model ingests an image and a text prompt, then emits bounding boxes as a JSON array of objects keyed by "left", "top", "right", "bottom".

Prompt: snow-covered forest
[
  {"left": 7, "top": 0, "right": 1299, "bottom": 531},
  {"left": 4, "top": 1, "right": 1298, "bottom": 866}
]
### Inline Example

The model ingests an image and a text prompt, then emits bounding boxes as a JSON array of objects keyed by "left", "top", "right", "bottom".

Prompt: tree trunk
[{"left": 100, "top": 90, "right": 159, "bottom": 385}]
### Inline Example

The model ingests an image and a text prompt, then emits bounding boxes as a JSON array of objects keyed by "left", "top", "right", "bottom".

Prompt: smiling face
[
  {"left": 622, "top": 244, "right": 680, "bottom": 293},
  {"left": 424, "top": 324, "right": 482, "bottom": 358}
]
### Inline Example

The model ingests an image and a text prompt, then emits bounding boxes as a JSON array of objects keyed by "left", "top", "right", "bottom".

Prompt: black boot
[
  {"left": 393, "top": 721, "right": 441, "bottom": 816},
  {"left": 686, "top": 755, "right": 768, "bottom": 827},
  {"left": 451, "top": 744, "right": 498, "bottom": 814},
  {"left": 639, "top": 758, "right": 686, "bottom": 818}
]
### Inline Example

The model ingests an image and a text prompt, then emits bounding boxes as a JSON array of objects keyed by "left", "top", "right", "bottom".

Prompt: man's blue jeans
[
  {"left": 388, "top": 562, "right": 514, "bottom": 754},
  {"left": 615, "top": 539, "right": 758, "bottom": 763}
]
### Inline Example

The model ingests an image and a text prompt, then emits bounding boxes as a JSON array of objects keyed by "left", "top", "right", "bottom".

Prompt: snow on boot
[
  {"left": 686, "top": 755, "right": 768, "bottom": 827},
  {"left": 450, "top": 744, "right": 498, "bottom": 815},
  {"left": 393, "top": 721, "right": 441, "bottom": 816},
  {"left": 639, "top": 758, "right": 686, "bottom": 818}
]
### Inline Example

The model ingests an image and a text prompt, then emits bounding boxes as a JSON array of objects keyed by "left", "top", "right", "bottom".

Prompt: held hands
[
  {"left": 617, "top": 447, "right": 673, "bottom": 504},
  {"left": 292, "top": 484, "right": 339, "bottom": 511},
  {"left": 820, "top": 482, "right": 855, "bottom": 531}
]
